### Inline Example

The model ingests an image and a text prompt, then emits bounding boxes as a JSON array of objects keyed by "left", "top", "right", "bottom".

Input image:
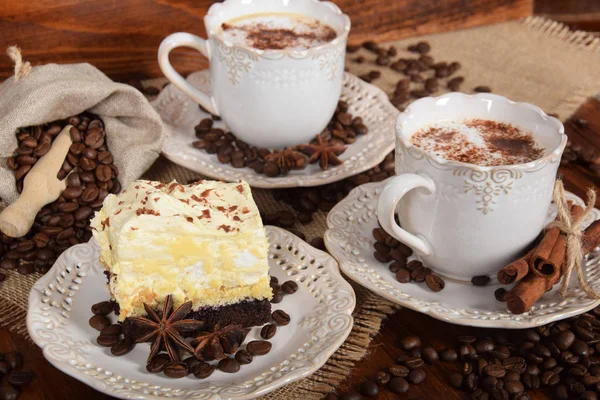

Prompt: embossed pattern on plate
[
  {"left": 152, "top": 70, "right": 398, "bottom": 188},
  {"left": 324, "top": 178, "right": 600, "bottom": 329},
  {"left": 27, "top": 226, "right": 355, "bottom": 400}
]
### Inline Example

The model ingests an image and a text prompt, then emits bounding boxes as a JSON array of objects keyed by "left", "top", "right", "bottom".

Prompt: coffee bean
[
  {"left": 146, "top": 353, "right": 171, "bottom": 374},
  {"left": 260, "top": 324, "right": 277, "bottom": 339},
  {"left": 101, "top": 324, "right": 122, "bottom": 336},
  {"left": 281, "top": 280, "right": 298, "bottom": 294},
  {"left": 163, "top": 361, "right": 188, "bottom": 378},
  {"left": 474, "top": 86, "right": 492, "bottom": 93},
  {"left": 389, "top": 377, "right": 409, "bottom": 393},
  {"left": 448, "top": 372, "right": 463, "bottom": 388},
  {"left": 440, "top": 348, "right": 458, "bottom": 362},
  {"left": 405, "top": 356, "right": 424, "bottom": 369},
  {"left": 422, "top": 346, "right": 439, "bottom": 364},
  {"left": 339, "top": 392, "right": 361, "bottom": 400},
  {"left": 475, "top": 338, "right": 495, "bottom": 354},
  {"left": 425, "top": 274, "right": 445, "bottom": 292},
  {"left": 111, "top": 338, "right": 134, "bottom": 356},
  {"left": 471, "top": 275, "right": 491, "bottom": 286},
  {"left": 89, "top": 314, "right": 111, "bottom": 331},
  {"left": 411, "top": 265, "right": 431, "bottom": 282},
  {"left": 374, "top": 371, "right": 390, "bottom": 386},
  {"left": 246, "top": 340, "right": 272, "bottom": 356},
  {"left": 359, "top": 380, "right": 379, "bottom": 397},
  {"left": 270, "top": 290, "right": 283, "bottom": 304},
  {"left": 389, "top": 365, "right": 409, "bottom": 377},
  {"left": 463, "top": 372, "right": 477, "bottom": 391},
  {"left": 408, "top": 368, "right": 426, "bottom": 384},
  {"left": 95, "top": 165, "right": 113, "bottom": 181},
  {"left": 235, "top": 349, "right": 253, "bottom": 365},
  {"left": 97, "top": 334, "right": 120, "bottom": 347},
  {"left": 0, "top": 384, "right": 20, "bottom": 400},
  {"left": 193, "top": 362, "right": 215, "bottom": 379},
  {"left": 494, "top": 288, "right": 508, "bottom": 302},
  {"left": 505, "top": 381, "right": 524, "bottom": 395},
  {"left": 272, "top": 310, "right": 290, "bottom": 325},
  {"left": 401, "top": 335, "right": 421, "bottom": 350},
  {"left": 217, "top": 357, "right": 240, "bottom": 373},
  {"left": 92, "top": 301, "right": 114, "bottom": 316},
  {"left": 556, "top": 330, "right": 576, "bottom": 350},
  {"left": 0, "top": 259, "right": 17, "bottom": 270},
  {"left": 6, "top": 370, "right": 33, "bottom": 386},
  {"left": 4, "top": 352, "right": 22, "bottom": 370},
  {"left": 74, "top": 206, "right": 93, "bottom": 221},
  {"left": 447, "top": 77, "right": 464, "bottom": 91},
  {"left": 542, "top": 370, "right": 560, "bottom": 386}
]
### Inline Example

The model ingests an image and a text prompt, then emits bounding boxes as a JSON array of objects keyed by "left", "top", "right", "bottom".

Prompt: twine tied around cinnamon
[
  {"left": 548, "top": 179, "right": 599, "bottom": 298},
  {"left": 6, "top": 46, "right": 31, "bottom": 81}
]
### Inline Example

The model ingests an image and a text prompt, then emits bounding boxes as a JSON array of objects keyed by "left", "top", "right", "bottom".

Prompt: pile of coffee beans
[
  {"left": 0, "top": 351, "right": 34, "bottom": 400},
  {"left": 93, "top": 276, "right": 298, "bottom": 379},
  {"left": 323, "top": 334, "right": 430, "bottom": 399},
  {"left": 347, "top": 40, "right": 492, "bottom": 110},
  {"left": 192, "top": 101, "right": 368, "bottom": 176},
  {"left": 371, "top": 226, "right": 446, "bottom": 292},
  {"left": 1, "top": 114, "right": 119, "bottom": 275}
]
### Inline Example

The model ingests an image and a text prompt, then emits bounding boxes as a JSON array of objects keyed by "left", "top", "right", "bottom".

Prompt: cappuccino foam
[
  {"left": 219, "top": 13, "right": 337, "bottom": 50},
  {"left": 409, "top": 119, "right": 544, "bottom": 166}
]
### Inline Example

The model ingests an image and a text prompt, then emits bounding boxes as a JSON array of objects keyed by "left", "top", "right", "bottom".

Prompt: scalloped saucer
[
  {"left": 27, "top": 226, "right": 355, "bottom": 400},
  {"left": 324, "top": 179, "right": 600, "bottom": 329},
  {"left": 152, "top": 70, "right": 398, "bottom": 189}
]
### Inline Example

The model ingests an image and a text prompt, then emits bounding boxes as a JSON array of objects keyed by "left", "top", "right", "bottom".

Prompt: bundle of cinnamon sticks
[{"left": 497, "top": 202, "right": 600, "bottom": 314}]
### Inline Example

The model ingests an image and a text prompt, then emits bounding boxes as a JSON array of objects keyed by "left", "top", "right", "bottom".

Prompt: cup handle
[
  {"left": 158, "top": 32, "right": 218, "bottom": 115},
  {"left": 377, "top": 174, "right": 436, "bottom": 256}
]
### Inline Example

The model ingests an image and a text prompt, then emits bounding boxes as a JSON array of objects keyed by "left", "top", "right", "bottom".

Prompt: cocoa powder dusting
[{"left": 410, "top": 119, "right": 544, "bottom": 166}]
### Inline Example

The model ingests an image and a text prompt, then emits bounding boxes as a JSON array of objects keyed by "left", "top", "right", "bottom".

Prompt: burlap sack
[{"left": 0, "top": 47, "right": 165, "bottom": 204}]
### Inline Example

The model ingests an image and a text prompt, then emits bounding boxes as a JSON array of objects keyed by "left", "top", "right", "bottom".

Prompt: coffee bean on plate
[
  {"left": 246, "top": 340, "right": 272, "bottom": 356},
  {"left": 97, "top": 334, "right": 120, "bottom": 347},
  {"left": 272, "top": 310, "right": 291, "bottom": 325},
  {"left": 218, "top": 358, "right": 241, "bottom": 373},
  {"left": 425, "top": 274, "right": 445, "bottom": 292},
  {"left": 471, "top": 275, "right": 491, "bottom": 286},
  {"left": 281, "top": 280, "right": 298, "bottom": 294},
  {"left": 92, "top": 301, "right": 114, "bottom": 315},
  {"left": 193, "top": 362, "right": 216, "bottom": 379},
  {"left": 147, "top": 354, "right": 171, "bottom": 373},
  {"left": 235, "top": 349, "right": 253, "bottom": 365},
  {"left": 260, "top": 324, "right": 277, "bottom": 339},
  {"left": 163, "top": 361, "right": 188, "bottom": 378},
  {"left": 89, "top": 314, "right": 111, "bottom": 331},
  {"left": 111, "top": 338, "right": 135, "bottom": 356}
]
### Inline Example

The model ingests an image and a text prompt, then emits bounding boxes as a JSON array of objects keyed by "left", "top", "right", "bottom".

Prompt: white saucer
[
  {"left": 324, "top": 179, "right": 600, "bottom": 329},
  {"left": 27, "top": 226, "right": 355, "bottom": 400},
  {"left": 152, "top": 70, "right": 398, "bottom": 189}
]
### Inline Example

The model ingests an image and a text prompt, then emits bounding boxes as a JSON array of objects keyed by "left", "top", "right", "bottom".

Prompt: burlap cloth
[{"left": 1, "top": 16, "right": 599, "bottom": 399}]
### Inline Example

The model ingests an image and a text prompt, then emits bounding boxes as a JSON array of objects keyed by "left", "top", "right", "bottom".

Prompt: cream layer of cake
[{"left": 91, "top": 179, "right": 272, "bottom": 321}]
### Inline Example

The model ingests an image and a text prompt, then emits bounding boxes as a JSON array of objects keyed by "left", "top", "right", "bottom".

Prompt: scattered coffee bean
[
  {"left": 110, "top": 338, "right": 134, "bottom": 356},
  {"left": 422, "top": 346, "right": 439, "bottom": 364},
  {"left": 146, "top": 353, "right": 171, "bottom": 373},
  {"left": 91, "top": 301, "right": 114, "bottom": 315},
  {"left": 193, "top": 362, "right": 216, "bottom": 379},
  {"left": 272, "top": 310, "right": 291, "bottom": 325},
  {"left": 400, "top": 335, "right": 421, "bottom": 350},
  {"left": 389, "top": 377, "right": 409, "bottom": 393},
  {"left": 389, "top": 365, "right": 409, "bottom": 377},
  {"left": 97, "top": 334, "right": 120, "bottom": 347},
  {"left": 89, "top": 314, "right": 111, "bottom": 331},
  {"left": 281, "top": 280, "right": 298, "bottom": 294},
  {"left": 374, "top": 371, "right": 390, "bottom": 386},
  {"left": 425, "top": 274, "right": 445, "bottom": 292},
  {"left": 235, "top": 349, "right": 253, "bottom": 365},
  {"left": 260, "top": 324, "right": 277, "bottom": 339},
  {"left": 359, "top": 380, "right": 379, "bottom": 397},
  {"left": 218, "top": 357, "right": 241, "bottom": 373},
  {"left": 246, "top": 340, "right": 272, "bottom": 356},
  {"left": 163, "top": 361, "right": 188, "bottom": 378},
  {"left": 471, "top": 275, "right": 491, "bottom": 286},
  {"left": 474, "top": 86, "right": 492, "bottom": 93},
  {"left": 440, "top": 348, "right": 458, "bottom": 362},
  {"left": 494, "top": 287, "right": 508, "bottom": 302}
]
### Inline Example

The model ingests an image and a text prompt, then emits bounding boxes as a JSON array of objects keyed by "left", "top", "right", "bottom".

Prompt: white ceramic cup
[
  {"left": 377, "top": 93, "right": 567, "bottom": 282},
  {"left": 158, "top": 0, "right": 350, "bottom": 149}
]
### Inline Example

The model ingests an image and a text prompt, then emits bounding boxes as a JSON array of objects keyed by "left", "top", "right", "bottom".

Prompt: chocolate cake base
[{"left": 189, "top": 299, "right": 271, "bottom": 329}]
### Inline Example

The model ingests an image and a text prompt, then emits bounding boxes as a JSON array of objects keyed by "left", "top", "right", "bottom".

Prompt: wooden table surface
[{"left": 1, "top": 96, "right": 599, "bottom": 399}]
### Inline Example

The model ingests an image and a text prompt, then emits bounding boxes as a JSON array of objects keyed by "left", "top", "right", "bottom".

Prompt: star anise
[
  {"left": 193, "top": 324, "right": 248, "bottom": 361},
  {"left": 298, "top": 134, "right": 346, "bottom": 170},
  {"left": 263, "top": 149, "right": 306, "bottom": 173},
  {"left": 127, "top": 295, "right": 204, "bottom": 362}
]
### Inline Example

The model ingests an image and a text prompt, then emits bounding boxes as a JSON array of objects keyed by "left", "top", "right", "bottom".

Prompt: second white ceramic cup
[
  {"left": 377, "top": 93, "right": 567, "bottom": 282},
  {"left": 158, "top": 0, "right": 351, "bottom": 149}
]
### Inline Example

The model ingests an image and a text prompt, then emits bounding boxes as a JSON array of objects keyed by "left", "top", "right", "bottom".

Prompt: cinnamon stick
[
  {"left": 507, "top": 219, "right": 600, "bottom": 314},
  {"left": 534, "top": 205, "right": 585, "bottom": 277},
  {"left": 497, "top": 248, "right": 533, "bottom": 285}
]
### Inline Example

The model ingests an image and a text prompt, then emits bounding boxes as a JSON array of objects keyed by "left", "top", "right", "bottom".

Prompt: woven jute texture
[{"left": 1, "top": 17, "right": 600, "bottom": 399}]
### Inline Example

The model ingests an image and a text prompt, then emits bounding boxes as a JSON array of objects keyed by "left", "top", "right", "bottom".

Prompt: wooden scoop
[{"left": 0, "top": 126, "right": 73, "bottom": 238}]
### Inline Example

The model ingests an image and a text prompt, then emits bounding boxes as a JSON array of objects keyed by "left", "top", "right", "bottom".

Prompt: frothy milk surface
[
  {"left": 409, "top": 119, "right": 545, "bottom": 166},
  {"left": 219, "top": 13, "right": 337, "bottom": 50}
]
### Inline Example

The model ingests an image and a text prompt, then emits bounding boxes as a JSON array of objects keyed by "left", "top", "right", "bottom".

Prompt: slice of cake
[{"left": 90, "top": 179, "right": 272, "bottom": 327}]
